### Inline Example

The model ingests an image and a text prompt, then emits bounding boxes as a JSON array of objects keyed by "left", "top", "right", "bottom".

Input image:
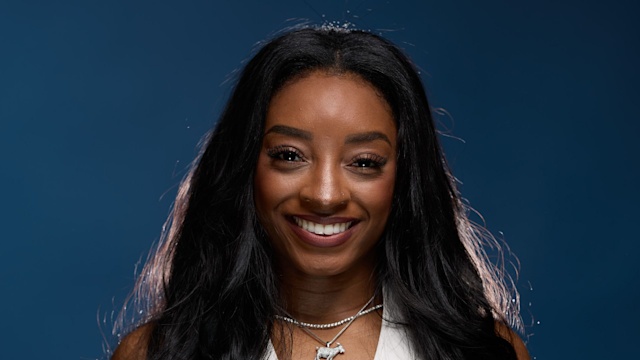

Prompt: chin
[{"left": 293, "top": 251, "right": 377, "bottom": 279}]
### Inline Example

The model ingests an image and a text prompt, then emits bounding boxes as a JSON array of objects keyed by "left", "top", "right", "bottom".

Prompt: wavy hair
[{"left": 112, "top": 27, "right": 522, "bottom": 360}]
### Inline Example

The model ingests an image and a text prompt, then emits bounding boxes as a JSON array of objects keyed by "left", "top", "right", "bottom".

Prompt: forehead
[{"left": 265, "top": 72, "right": 396, "bottom": 141}]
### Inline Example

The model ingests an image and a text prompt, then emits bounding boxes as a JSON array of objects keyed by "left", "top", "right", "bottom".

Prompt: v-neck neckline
[{"left": 266, "top": 293, "right": 397, "bottom": 360}]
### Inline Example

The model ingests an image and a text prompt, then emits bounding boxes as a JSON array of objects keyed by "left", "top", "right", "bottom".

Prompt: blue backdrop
[{"left": 1, "top": 0, "right": 638, "bottom": 358}]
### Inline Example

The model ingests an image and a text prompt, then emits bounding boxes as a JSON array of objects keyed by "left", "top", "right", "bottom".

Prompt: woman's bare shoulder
[
  {"left": 495, "top": 322, "right": 531, "bottom": 360},
  {"left": 111, "top": 322, "right": 154, "bottom": 360}
]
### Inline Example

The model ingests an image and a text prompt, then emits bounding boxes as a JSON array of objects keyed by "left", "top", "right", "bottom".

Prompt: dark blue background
[{"left": 1, "top": 0, "right": 638, "bottom": 358}]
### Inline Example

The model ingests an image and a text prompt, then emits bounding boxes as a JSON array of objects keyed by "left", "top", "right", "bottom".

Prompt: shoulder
[
  {"left": 111, "top": 322, "right": 154, "bottom": 360},
  {"left": 495, "top": 321, "right": 531, "bottom": 360}
]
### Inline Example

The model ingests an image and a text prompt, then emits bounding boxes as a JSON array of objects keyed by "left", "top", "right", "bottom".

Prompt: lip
[
  {"left": 292, "top": 214, "right": 358, "bottom": 224},
  {"left": 287, "top": 215, "right": 359, "bottom": 248}
]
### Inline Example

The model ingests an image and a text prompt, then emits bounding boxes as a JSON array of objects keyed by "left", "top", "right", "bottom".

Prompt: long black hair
[{"left": 113, "top": 26, "right": 522, "bottom": 360}]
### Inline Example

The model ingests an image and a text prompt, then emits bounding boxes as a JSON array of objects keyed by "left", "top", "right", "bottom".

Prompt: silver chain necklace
[
  {"left": 275, "top": 295, "right": 382, "bottom": 359},
  {"left": 275, "top": 303, "right": 383, "bottom": 329}
]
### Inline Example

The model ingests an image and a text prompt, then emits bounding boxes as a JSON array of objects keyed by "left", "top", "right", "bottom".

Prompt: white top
[{"left": 265, "top": 294, "right": 415, "bottom": 359}]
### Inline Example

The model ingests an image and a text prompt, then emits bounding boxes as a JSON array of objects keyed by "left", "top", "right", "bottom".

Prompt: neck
[{"left": 276, "top": 262, "right": 379, "bottom": 324}]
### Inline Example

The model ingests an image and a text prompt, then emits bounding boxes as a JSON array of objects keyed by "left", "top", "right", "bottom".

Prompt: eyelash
[
  {"left": 266, "top": 146, "right": 305, "bottom": 163},
  {"left": 349, "top": 154, "right": 387, "bottom": 172},
  {"left": 265, "top": 146, "right": 387, "bottom": 173}
]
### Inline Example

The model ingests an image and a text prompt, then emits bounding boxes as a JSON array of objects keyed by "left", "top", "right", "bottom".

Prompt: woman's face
[{"left": 254, "top": 71, "right": 397, "bottom": 277}]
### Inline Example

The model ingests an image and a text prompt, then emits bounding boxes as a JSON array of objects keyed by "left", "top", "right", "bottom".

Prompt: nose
[{"left": 299, "top": 162, "right": 349, "bottom": 214}]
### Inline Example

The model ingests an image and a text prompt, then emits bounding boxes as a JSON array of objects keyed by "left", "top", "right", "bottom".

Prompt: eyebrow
[
  {"left": 345, "top": 131, "right": 392, "bottom": 146},
  {"left": 264, "top": 125, "right": 313, "bottom": 140},
  {"left": 264, "top": 125, "right": 391, "bottom": 146}
]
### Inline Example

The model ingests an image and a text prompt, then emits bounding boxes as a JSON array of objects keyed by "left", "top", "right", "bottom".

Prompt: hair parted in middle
[{"left": 118, "top": 26, "right": 521, "bottom": 360}]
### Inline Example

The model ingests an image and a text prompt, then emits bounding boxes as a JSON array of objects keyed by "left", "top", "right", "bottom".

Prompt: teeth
[{"left": 293, "top": 217, "right": 352, "bottom": 236}]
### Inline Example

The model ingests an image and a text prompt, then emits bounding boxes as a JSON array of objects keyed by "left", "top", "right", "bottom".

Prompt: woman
[{"left": 112, "top": 26, "right": 529, "bottom": 360}]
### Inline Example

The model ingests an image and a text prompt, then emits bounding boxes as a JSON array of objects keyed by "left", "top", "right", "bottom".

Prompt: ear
[
  {"left": 111, "top": 322, "right": 154, "bottom": 360},
  {"left": 495, "top": 322, "right": 531, "bottom": 360}
]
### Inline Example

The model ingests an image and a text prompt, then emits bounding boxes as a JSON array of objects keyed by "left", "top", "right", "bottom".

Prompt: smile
[{"left": 293, "top": 216, "right": 353, "bottom": 236}]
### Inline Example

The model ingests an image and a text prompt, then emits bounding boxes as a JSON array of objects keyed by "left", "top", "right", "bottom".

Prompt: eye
[
  {"left": 278, "top": 151, "right": 301, "bottom": 162},
  {"left": 349, "top": 154, "right": 387, "bottom": 171},
  {"left": 266, "top": 146, "right": 305, "bottom": 163}
]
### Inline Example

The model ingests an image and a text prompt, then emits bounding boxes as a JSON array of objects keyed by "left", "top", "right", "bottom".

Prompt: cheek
[
  {"left": 254, "top": 161, "right": 275, "bottom": 223},
  {"left": 253, "top": 159, "right": 296, "bottom": 225},
  {"left": 355, "top": 168, "right": 396, "bottom": 223},
  {"left": 375, "top": 178, "right": 395, "bottom": 222},
  {"left": 254, "top": 161, "right": 299, "bottom": 256}
]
